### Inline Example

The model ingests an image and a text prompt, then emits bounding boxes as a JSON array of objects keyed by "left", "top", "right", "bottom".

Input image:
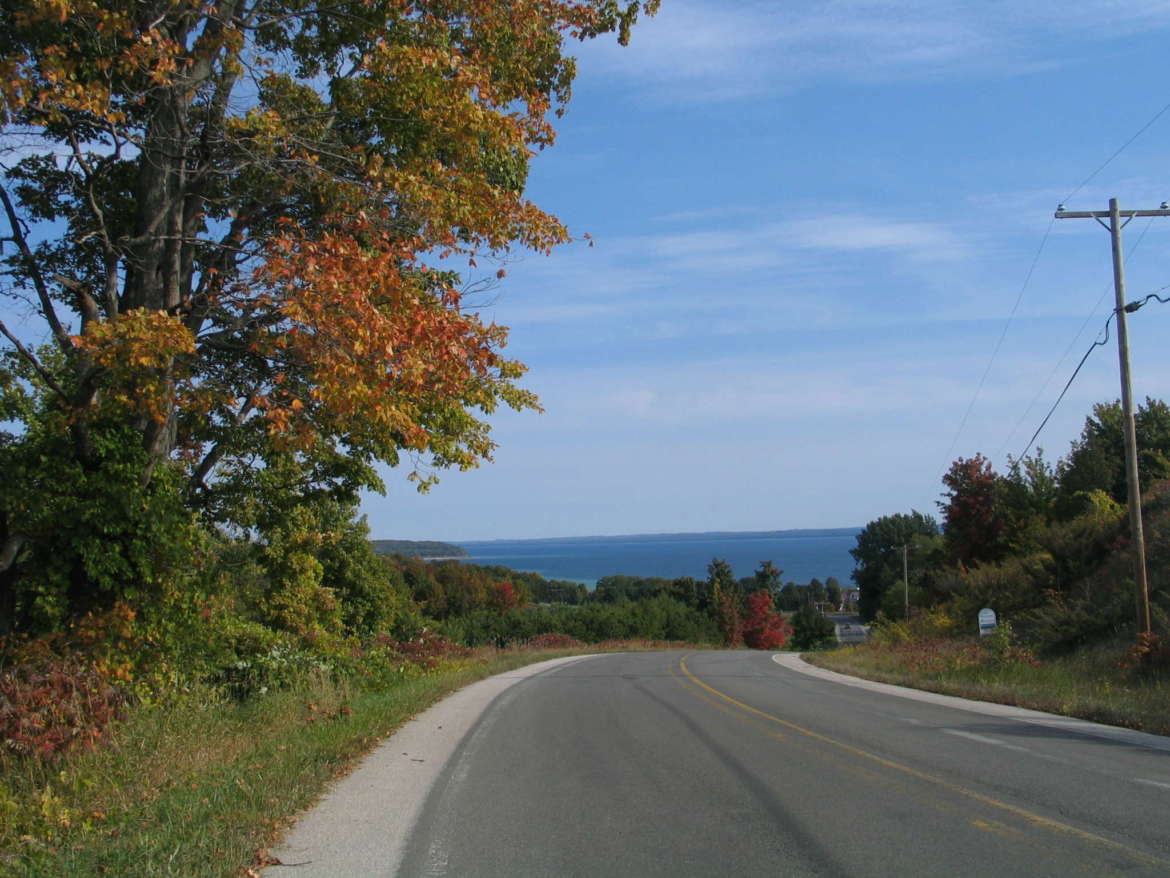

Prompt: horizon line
[{"left": 377, "top": 526, "right": 864, "bottom": 544}]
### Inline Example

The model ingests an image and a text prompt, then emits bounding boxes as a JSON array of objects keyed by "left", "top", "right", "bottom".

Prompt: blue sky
[
  {"left": 365, "top": 0, "right": 1170, "bottom": 541},
  {"left": 9, "top": 2, "right": 1163, "bottom": 543}
]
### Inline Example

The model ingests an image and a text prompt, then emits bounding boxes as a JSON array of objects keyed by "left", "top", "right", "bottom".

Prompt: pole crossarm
[{"left": 1055, "top": 208, "right": 1170, "bottom": 219}]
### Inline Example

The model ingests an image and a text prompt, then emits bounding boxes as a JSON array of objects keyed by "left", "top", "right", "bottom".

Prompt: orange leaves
[
  {"left": 252, "top": 220, "right": 535, "bottom": 469},
  {"left": 2, "top": 0, "right": 655, "bottom": 499},
  {"left": 77, "top": 310, "right": 198, "bottom": 424},
  {"left": 3, "top": 0, "right": 189, "bottom": 126}
]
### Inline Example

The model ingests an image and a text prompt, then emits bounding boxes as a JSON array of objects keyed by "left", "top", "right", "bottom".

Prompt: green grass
[
  {"left": 0, "top": 643, "right": 677, "bottom": 877},
  {"left": 806, "top": 636, "right": 1170, "bottom": 736}
]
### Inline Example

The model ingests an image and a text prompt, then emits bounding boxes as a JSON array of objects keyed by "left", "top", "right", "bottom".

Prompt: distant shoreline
[{"left": 369, "top": 539, "right": 468, "bottom": 559}]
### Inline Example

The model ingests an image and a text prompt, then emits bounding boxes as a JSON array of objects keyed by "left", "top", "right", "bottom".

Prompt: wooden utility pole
[
  {"left": 1055, "top": 198, "right": 1170, "bottom": 640},
  {"left": 902, "top": 544, "right": 910, "bottom": 621}
]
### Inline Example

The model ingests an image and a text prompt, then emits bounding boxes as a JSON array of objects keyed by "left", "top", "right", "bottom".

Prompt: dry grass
[
  {"left": 0, "top": 639, "right": 699, "bottom": 877},
  {"left": 807, "top": 636, "right": 1170, "bottom": 736}
]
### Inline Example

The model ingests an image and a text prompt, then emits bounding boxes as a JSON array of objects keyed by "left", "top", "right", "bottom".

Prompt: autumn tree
[
  {"left": 939, "top": 454, "right": 1006, "bottom": 566},
  {"left": 0, "top": 0, "right": 657, "bottom": 626},
  {"left": 705, "top": 557, "right": 741, "bottom": 646},
  {"left": 741, "top": 590, "right": 789, "bottom": 650}
]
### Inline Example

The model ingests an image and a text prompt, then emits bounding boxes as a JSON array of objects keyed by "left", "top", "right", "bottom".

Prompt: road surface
[
  {"left": 272, "top": 651, "right": 1170, "bottom": 877},
  {"left": 829, "top": 613, "right": 868, "bottom": 645}
]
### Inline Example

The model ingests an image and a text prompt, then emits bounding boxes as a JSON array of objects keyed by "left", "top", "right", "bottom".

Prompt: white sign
[{"left": 978, "top": 607, "right": 997, "bottom": 636}]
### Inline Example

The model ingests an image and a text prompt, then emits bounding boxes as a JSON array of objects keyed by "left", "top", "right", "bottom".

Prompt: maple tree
[
  {"left": 939, "top": 453, "right": 1005, "bottom": 566},
  {"left": 741, "top": 589, "right": 789, "bottom": 650},
  {"left": 0, "top": 0, "right": 658, "bottom": 623}
]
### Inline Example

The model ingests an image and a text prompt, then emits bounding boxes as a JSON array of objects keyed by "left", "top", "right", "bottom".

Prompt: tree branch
[
  {"left": 0, "top": 318, "right": 70, "bottom": 402},
  {"left": 189, "top": 392, "right": 258, "bottom": 490},
  {"left": 52, "top": 274, "right": 101, "bottom": 332},
  {"left": 0, "top": 533, "right": 28, "bottom": 575},
  {"left": 0, "top": 184, "right": 73, "bottom": 353},
  {"left": 64, "top": 126, "right": 121, "bottom": 318}
]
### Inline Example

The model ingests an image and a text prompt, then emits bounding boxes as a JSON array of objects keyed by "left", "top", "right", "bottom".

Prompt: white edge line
[
  {"left": 1134, "top": 778, "right": 1170, "bottom": 791},
  {"left": 941, "top": 728, "right": 1033, "bottom": 754},
  {"left": 771, "top": 652, "right": 1170, "bottom": 754}
]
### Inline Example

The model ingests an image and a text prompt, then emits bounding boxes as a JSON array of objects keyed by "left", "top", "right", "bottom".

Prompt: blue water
[{"left": 455, "top": 529, "right": 860, "bottom": 587}]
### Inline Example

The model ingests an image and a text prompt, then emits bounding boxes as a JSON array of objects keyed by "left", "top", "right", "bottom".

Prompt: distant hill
[{"left": 370, "top": 539, "right": 468, "bottom": 558}]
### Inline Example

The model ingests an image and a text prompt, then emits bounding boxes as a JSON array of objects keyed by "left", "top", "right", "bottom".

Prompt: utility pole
[
  {"left": 901, "top": 544, "right": 910, "bottom": 621},
  {"left": 1055, "top": 198, "right": 1170, "bottom": 641}
]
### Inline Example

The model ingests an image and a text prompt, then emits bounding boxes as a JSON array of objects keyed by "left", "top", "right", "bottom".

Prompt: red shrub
[
  {"left": 527, "top": 633, "right": 584, "bottom": 649},
  {"left": 387, "top": 630, "right": 471, "bottom": 670},
  {"left": 488, "top": 580, "right": 519, "bottom": 612},
  {"left": 742, "top": 590, "right": 791, "bottom": 650},
  {"left": 0, "top": 657, "right": 127, "bottom": 760}
]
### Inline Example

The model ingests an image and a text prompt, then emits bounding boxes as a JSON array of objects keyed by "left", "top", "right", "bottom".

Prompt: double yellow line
[{"left": 676, "top": 654, "right": 1164, "bottom": 870}]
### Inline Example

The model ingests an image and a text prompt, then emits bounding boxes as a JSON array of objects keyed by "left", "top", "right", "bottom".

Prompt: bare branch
[
  {"left": 189, "top": 392, "right": 258, "bottom": 490},
  {"left": 0, "top": 185, "right": 73, "bottom": 352},
  {"left": 0, "top": 318, "right": 70, "bottom": 402},
  {"left": 64, "top": 127, "right": 121, "bottom": 316}
]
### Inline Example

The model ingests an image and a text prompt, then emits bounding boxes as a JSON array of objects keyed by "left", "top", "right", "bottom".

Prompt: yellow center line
[
  {"left": 677, "top": 654, "right": 1164, "bottom": 868},
  {"left": 669, "top": 659, "right": 786, "bottom": 735}
]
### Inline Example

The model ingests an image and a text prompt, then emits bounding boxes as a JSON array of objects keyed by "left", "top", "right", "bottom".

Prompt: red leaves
[
  {"left": 488, "top": 580, "right": 518, "bottom": 612},
  {"left": 742, "top": 591, "right": 791, "bottom": 650},
  {"left": 251, "top": 220, "right": 536, "bottom": 469},
  {"left": 941, "top": 453, "right": 1005, "bottom": 565},
  {"left": 527, "top": 632, "right": 584, "bottom": 649},
  {"left": 0, "top": 655, "right": 127, "bottom": 760},
  {"left": 371, "top": 630, "right": 471, "bottom": 670}
]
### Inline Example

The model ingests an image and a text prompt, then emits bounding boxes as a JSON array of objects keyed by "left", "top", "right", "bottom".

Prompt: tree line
[
  {"left": 850, "top": 398, "right": 1170, "bottom": 655},
  {"left": 403, "top": 555, "right": 841, "bottom": 651}
]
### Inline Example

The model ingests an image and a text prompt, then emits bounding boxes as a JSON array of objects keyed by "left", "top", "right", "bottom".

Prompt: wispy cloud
[
  {"left": 485, "top": 209, "right": 972, "bottom": 332},
  {"left": 579, "top": 0, "right": 1170, "bottom": 102},
  {"left": 779, "top": 215, "right": 970, "bottom": 262}
]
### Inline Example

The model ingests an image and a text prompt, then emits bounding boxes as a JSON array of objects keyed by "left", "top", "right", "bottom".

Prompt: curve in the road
[{"left": 270, "top": 651, "right": 1170, "bottom": 878}]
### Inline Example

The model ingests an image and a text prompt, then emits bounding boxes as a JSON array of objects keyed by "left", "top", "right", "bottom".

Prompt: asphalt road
[
  {"left": 829, "top": 613, "right": 868, "bottom": 645},
  {"left": 396, "top": 650, "right": 1170, "bottom": 878}
]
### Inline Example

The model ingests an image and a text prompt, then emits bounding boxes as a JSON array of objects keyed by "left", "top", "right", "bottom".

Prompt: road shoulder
[
  {"left": 773, "top": 652, "right": 1170, "bottom": 752},
  {"left": 264, "top": 654, "right": 599, "bottom": 877}
]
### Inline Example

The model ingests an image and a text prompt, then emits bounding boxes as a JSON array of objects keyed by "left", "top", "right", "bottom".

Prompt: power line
[
  {"left": 1062, "top": 98, "right": 1170, "bottom": 204},
  {"left": 940, "top": 216, "right": 1054, "bottom": 470},
  {"left": 945, "top": 97, "right": 1170, "bottom": 470},
  {"left": 997, "top": 216, "right": 1157, "bottom": 457},
  {"left": 1017, "top": 312, "right": 1113, "bottom": 462},
  {"left": 1017, "top": 283, "right": 1170, "bottom": 461}
]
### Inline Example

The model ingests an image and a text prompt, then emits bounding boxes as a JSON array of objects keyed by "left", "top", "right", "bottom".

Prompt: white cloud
[
  {"left": 778, "top": 215, "right": 970, "bottom": 261},
  {"left": 481, "top": 208, "right": 976, "bottom": 338},
  {"left": 578, "top": 0, "right": 1170, "bottom": 101}
]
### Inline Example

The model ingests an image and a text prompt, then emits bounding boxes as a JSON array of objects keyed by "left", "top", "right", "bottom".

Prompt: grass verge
[
  {"left": 804, "top": 636, "right": 1170, "bottom": 737},
  {"left": 0, "top": 640, "right": 694, "bottom": 877}
]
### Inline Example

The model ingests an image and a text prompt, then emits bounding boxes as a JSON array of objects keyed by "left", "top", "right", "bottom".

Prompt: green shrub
[{"left": 789, "top": 605, "right": 836, "bottom": 651}]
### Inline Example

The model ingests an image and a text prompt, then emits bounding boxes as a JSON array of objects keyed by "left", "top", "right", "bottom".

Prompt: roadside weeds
[{"left": 1, "top": 641, "right": 701, "bottom": 878}]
